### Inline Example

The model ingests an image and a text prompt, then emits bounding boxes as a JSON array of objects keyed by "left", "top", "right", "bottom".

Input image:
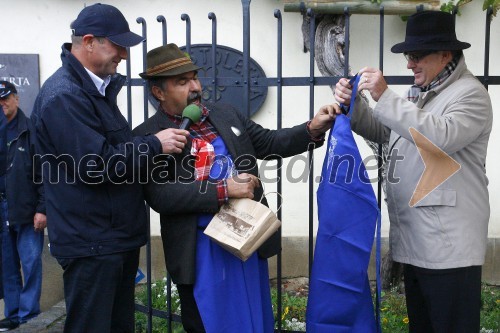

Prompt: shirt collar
[{"left": 84, "top": 68, "right": 111, "bottom": 96}]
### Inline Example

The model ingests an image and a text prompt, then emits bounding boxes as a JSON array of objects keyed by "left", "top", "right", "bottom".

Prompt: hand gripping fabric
[{"left": 306, "top": 74, "right": 381, "bottom": 333}]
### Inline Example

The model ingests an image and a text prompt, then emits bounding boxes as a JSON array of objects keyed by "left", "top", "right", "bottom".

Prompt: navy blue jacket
[
  {"left": 31, "top": 44, "right": 162, "bottom": 258},
  {"left": 3, "top": 109, "right": 45, "bottom": 226}
]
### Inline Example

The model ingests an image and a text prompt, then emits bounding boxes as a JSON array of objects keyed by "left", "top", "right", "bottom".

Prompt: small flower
[
  {"left": 281, "top": 306, "right": 289, "bottom": 321},
  {"left": 403, "top": 317, "right": 409, "bottom": 324},
  {"left": 382, "top": 318, "right": 388, "bottom": 324},
  {"left": 381, "top": 307, "right": 388, "bottom": 312},
  {"left": 495, "top": 299, "right": 500, "bottom": 304}
]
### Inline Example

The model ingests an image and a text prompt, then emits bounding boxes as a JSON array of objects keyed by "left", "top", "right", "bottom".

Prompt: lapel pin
[{"left": 231, "top": 126, "right": 241, "bottom": 136}]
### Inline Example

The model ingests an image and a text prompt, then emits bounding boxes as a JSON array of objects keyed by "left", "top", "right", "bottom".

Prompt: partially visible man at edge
[
  {"left": 30, "top": 4, "right": 189, "bottom": 333},
  {"left": 335, "top": 11, "right": 492, "bottom": 333},
  {"left": 0, "top": 81, "right": 46, "bottom": 332}
]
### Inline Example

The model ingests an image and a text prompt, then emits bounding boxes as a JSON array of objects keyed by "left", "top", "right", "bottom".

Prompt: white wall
[{"left": 3, "top": 0, "right": 499, "bottom": 238}]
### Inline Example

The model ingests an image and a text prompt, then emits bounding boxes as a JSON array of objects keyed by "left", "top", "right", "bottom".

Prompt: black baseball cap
[
  {"left": 70, "top": 3, "right": 144, "bottom": 48},
  {"left": 0, "top": 81, "right": 17, "bottom": 99}
]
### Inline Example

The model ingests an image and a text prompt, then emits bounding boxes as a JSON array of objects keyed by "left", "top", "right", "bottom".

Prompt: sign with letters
[{"left": 0, "top": 54, "right": 40, "bottom": 116}]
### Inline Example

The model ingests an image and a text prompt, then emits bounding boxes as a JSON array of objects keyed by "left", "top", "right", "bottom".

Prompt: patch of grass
[
  {"left": 135, "top": 278, "right": 185, "bottom": 333},
  {"left": 481, "top": 284, "right": 500, "bottom": 331},
  {"left": 379, "top": 287, "right": 409, "bottom": 333},
  {"left": 272, "top": 288, "right": 307, "bottom": 331},
  {"left": 135, "top": 279, "right": 500, "bottom": 332}
]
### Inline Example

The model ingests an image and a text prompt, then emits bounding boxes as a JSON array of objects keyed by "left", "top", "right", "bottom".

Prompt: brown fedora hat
[{"left": 139, "top": 43, "right": 201, "bottom": 79}]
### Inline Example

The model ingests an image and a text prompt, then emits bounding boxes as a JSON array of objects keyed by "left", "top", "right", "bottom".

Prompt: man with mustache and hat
[
  {"left": 133, "top": 43, "right": 338, "bottom": 333},
  {"left": 335, "top": 10, "right": 492, "bottom": 332},
  {"left": 30, "top": 4, "right": 189, "bottom": 333}
]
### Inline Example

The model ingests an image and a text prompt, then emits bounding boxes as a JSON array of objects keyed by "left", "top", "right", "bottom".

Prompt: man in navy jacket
[
  {"left": 30, "top": 4, "right": 189, "bottom": 333},
  {"left": 0, "top": 81, "right": 46, "bottom": 331}
]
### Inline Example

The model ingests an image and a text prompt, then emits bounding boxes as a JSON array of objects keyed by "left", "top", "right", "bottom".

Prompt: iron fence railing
[{"left": 128, "top": 2, "right": 497, "bottom": 332}]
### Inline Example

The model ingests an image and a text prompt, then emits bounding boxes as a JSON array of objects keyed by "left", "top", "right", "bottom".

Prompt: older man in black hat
[
  {"left": 133, "top": 43, "right": 336, "bottom": 333},
  {"left": 335, "top": 10, "right": 492, "bottom": 332},
  {"left": 30, "top": 4, "right": 189, "bottom": 333}
]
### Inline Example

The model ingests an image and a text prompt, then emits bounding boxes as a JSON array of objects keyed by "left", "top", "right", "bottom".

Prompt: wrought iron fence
[{"left": 128, "top": 1, "right": 498, "bottom": 332}]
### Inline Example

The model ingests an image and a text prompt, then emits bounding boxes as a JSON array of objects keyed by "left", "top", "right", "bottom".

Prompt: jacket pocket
[
  {"left": 412, "top": 189, "right": 456, "bottom": 207},
  {"left": 413, "top": 189, "right": 455, "bottom": 248}
]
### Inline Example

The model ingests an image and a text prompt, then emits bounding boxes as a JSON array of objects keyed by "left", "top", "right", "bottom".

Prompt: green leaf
[
  {"left": 483, "top": 0, "right": 495, "bottom": 10},
  {"left": 483, "top": 0, "right": 500, "bottom": 17}
]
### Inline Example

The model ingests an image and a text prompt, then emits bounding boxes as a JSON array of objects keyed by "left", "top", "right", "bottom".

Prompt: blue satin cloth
[
  {"left": 194, "top": 136, "right": 274, "bottom": 333},
  {"left": 306, "top": 86, "right": 380, "bottom": 331}
]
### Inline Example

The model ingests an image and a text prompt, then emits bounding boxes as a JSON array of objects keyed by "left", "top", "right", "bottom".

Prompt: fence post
[{"left": 242, "top": 0, "right": 251, "bottom": 118}]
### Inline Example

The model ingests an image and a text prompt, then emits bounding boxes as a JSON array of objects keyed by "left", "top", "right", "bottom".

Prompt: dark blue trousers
[
  {"left": 57, "top": 248, "right": 140, "bottom": 333},
  {"left": 404, "top": 264, "right": 481, "bottom": 333},
  {"left": 177, "top": 284, "right": 206, "bottom": 333}
]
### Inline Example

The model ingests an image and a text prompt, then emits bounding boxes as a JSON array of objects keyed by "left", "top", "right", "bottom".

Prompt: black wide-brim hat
[
  {"left": 139, "top": 44, "right": 201, "bottom": 79},
  {"left": 391, "top": 11, "right": 471, "bottom": 53}
]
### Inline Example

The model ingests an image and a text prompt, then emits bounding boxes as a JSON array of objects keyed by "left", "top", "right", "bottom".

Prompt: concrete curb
[{"left": 11, "top": 300, "right": 65, "bottom": 333}]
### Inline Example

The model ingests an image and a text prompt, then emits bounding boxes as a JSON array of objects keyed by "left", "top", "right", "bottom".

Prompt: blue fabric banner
[
  {"left": 194, "top": 136, "right": 274, "bottom": 333},
  {"left": 306, "top": 77, "right": 380, "bottom": 332}
]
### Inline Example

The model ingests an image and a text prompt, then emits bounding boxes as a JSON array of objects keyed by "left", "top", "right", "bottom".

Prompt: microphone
[{"left": 179, "top": 104, "right": 202, "bottom": 130}]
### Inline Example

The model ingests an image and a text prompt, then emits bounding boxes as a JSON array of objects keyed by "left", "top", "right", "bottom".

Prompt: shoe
[{"left": 0, "top": 318, "right": 19, "bottom": 331}]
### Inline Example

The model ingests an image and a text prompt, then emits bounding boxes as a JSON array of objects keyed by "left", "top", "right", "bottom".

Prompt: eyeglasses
[{"left": 404, "top": 51, "right": 436, "bottom": 63}]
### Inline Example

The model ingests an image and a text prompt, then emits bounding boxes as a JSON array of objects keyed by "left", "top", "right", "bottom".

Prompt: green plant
[
  {"left": 271, "top": 288, "right": 307, "bottom": 330},
  {"left": 483, "top": 0, "right": 500, "bottom": 16},
  {"left": 135, "top": 279, "right": 499, "bottom": 332},
  {"left": 480, "top": 283, "right": 500, "bottom": 330},
  {"left": 135, "top": 278, "right": 185, "bottom": 333},
  {"left": 379, "top": 288, "right": 409, "bottom": 333},
  {"left": 440, "top": 0, "right": 472, "bottom": 15},
  {"left": 439, "top": 0, "right": 500, "bottom": 17},
  {"left": 371, "top": 0, "right": 500, "bottom": 17}
]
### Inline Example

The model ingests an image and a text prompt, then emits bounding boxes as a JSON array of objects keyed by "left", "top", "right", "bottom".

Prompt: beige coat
[{"left": 351, "top": 56, "right": 493, "bottom": 269}]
